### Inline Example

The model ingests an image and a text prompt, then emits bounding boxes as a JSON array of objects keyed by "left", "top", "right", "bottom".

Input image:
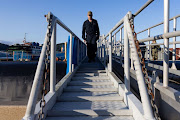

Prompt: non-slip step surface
[
  {"left": 61, "top": 92, "right": 120, "bottom": 97},
  {"left": 47, "top": 109, "right": 132, "bottom": 117},
  {"left": 66, "top": 85, "right": 114, "bottom": 89},
  {"left": 68, "top": 81, "right": 113, "bottom": 86},
  {"left": 52, "top": 101, "right": 127, "bottom": 110},
  {"left": 46, "top": 57, "right": 133, "bottom": 119},
  {"left": 76, "top": 70, "right": 106, "bottom": 73},
  {"left": 71, "top": 79, "right": 111, "bottom": 82},
  {"left": 64, "top": 88, "right": 118, "bottom": 92},
  {"left": 46, "top": 116, "right": 134, "bottom": 120},
  {"left": 74, "top": 73, "right": 107, "bottom": 76},
  {"left": 72, "top": 76, "right": 110, "bottom": 80},
  {"left": 57, "top": 96, "right": 123, "bottom": 102}
]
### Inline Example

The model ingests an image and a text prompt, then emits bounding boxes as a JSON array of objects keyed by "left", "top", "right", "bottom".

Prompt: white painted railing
[
  {"left": 97, "top": 0, "right": 180, "bottom": 119},
  {"left": 23, "top": 12, "right": 86, "bottom": 120}
]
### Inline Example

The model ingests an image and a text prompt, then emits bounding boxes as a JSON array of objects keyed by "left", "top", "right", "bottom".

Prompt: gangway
[{"left": 22, "top": 0, "right": 180, "bottom": 120}]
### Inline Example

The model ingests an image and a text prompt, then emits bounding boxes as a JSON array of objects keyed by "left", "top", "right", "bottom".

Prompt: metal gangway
[{"left": 22, "top": 0, "right": 180, "bottom": 120}]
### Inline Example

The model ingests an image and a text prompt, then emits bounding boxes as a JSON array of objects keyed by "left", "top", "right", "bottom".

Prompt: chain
[
  {"left": 38, "top": 15, "right": 52, "bottom": 120},
  {"left": 129, "top": 18, "right": 161, "bottom": 120}
]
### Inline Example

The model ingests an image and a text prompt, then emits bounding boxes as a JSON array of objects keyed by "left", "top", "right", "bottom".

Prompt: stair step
[
  {"left": 68, "top": 81, "right": 113, "bottom": 86},
  {"left": 61, "top": 92, "right": 120, "bottom": 97},
  {"left": 64, "top": 88, "right": 117, "bottom": 92},
  {"left": 66, "top": 85, "right": 114, "bottom": 89},
  {"left": 57, "top": 96, "right": 123, "bottom": 102},
  {"left": 74, "top": 73, "right": 107, "bottom": 77},
  {"left": 47, "top": 109, "right": 132, "bottom": 117},
  {"left": 51, "top": 101, "right": 127, "bottom": 111},
  {"left": 46, "top": 116, "right": 134, "bottom": 120},
  {"left": 76, "top": 70, "right": 106, "bottom": 73},
  {"left": 71, "top": 79, "right": 111, "bottom": 82},
  {"left": 72, "top": 76, "right": 109, "bottom": 80}
]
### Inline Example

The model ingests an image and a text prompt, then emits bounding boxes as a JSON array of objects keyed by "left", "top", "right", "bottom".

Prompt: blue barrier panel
[
  {"left": 72, "top": 37, "right": 77, "bottom": 66},
  {"left": 66, "top": 36, "right": 70, "bottom": 74},
  {"left": 66, "top": 36, "right": 86, "bottom": 74},
  {"left": 66, "top": 36, "right": 77, "bottom": 74}
]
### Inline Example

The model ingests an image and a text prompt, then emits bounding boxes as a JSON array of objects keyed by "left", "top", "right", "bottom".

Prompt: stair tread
[
  {"left": 64, "top": 88, "right": 118, "bottom": 92},
  {"left": 72, "top": 76, "right": 109, "bottom": 79},
  {"left": 52, "top": 101, "right": 127, "bottom": 110},
  {"left": 61, "top": 92, "right": 119, "bottom": 97},
  {"left": 66, "top": 85, "right": 115, "bottom": 89},
  {"left": 58, "top": 96, "right": 123, "bottom": 102},
  {"left": 68, "top": 81, "right": 113, "bottom": 86},
  {"left": 71, "top": 79, "right": 111, "bottom": 82},
  {"left": 47, "top": 109, "right": 133, "bottom": 117},
  {"left": 76, "top": 70, "right": 106, "bottom": 73},
  {"left": 46, "top": 116, "right": 134, "bottom": 120}
]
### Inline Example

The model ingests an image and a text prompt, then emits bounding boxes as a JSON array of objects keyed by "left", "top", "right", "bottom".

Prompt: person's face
[{"left": 88, "top": 14, "right": 92, "bottom": 20}]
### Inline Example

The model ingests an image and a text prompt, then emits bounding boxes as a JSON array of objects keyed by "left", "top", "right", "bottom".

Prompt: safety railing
[
  {"left": 23, "top": 12, "right": 86, "bottom": 120},
  {"left": 97, "top": 0, "right": 180, "bottom": 119},
  {"left": 97, "top": 11, "right": 155, "bottom": 120}
]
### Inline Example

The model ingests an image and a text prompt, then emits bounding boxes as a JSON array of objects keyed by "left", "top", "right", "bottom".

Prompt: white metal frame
[
  {"left": 23, "top": 12, "right": 86, "bottom": 120},
  {"left": 97, "top": 0, "right": 180, "bottom": 119}
]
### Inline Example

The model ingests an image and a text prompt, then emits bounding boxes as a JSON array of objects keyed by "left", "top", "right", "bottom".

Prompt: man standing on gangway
[{"left": 82, "top": 11, "right": 100, "bottom": 62}]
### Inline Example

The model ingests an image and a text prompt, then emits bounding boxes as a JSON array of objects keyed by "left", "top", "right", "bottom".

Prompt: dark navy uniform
[{"left": 82, "top": 19, "right": 100, "bottom": 61}]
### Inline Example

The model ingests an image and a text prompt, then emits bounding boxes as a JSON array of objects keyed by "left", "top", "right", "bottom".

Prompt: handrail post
[
  {"left": 103, "top": 36, "right": 106, "bottom": 66},
  {"left": 80, "top": 42, "right": 83, "bottom": 62},
  {"left": 23, "top": 28, "right": 49, "bottom": 120},
  {"left": 114, "top": 34, "right": 116, "bottom": 59},
  {"left": 109, "top": 33, "right": 112, "bottom": 72},
  {"left": 50, "top": 22, "right": 56, "bottom": 93},
  {"left": 100, "top": 40, "right": 102, "bottom": 60},
  {"left": 163, "top": 0, "right": 169, "bottom": 87},
  {"left": 119, "top": 28, "right": 123, "bottom": 64},
  {"left": 124, "top": 15, "right": 130, "bottom": 92},
  {"left": 69, "top": 34, "right": 73, "bottom": 72},
  {"left": 124, "top": 13, "right": 154, "bottom": 119},
  {"left": 171, "top": 18, "right": 177, "bottom": 70},
  {"left": 148, "top": 28, "right": 151, "bottom": 62},
  {"left": 77, "top": 39, "right": 79, "bottom": 65}
]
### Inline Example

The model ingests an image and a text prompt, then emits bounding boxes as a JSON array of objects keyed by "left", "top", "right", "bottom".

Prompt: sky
[{"left": 0, "top": 0, "right": 179, "bottom": 48}]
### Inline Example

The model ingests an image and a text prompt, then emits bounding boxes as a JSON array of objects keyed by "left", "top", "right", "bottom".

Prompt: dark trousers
[{"left": 87, "top": 43, "right": 97, "bottom": 60}]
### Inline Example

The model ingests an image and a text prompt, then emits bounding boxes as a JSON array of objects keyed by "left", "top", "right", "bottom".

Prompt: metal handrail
[
  {"left": 97, "top": 11, "right": 155, "bottom": 119},
  {"left": 137, "top": 14, "right": 180, "bottom": 34},
  {"left": 23, "top": 12, "right": 86, "bottom": 119},
  {"left": 96, "top": 0, "right": 180, "bottom": 119}
]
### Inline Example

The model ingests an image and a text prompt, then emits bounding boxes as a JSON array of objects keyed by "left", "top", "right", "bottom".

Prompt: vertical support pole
[
  {"left": 65, "top": 42, "right": 67, "bottom": 61},
  {"left": 163, "top": 0, "right": 169, "bottom": 88},
  {"left": 50, "top": 23, "right": 56, "bottom": 93},
  {"left": 69, "top": 34, "right": 73, "bottom": 73},
  {"left": 148, "top": 29, "right": 151, "bottom": 62},
  {"left": 171, "top": 18, "right": 177, "bottom": 69},
  {"left": 81, "top": 42, "right": 83, "bottom": 61},
  {"left": 124, "top": 17, "right": 130, "bottom": 92},
  {"left": 120, "top": 28, "right": 122, "bottom": 64},
  {"left": 131, "top": 50, "right": 134, "bottom": 69},
  {"left": 100, "top": 40, "right": 102, "bottom": 59},
  {"left": 124, "top": 13, "right": 154, "bottom": 119},
  {"left": 104, "top": 36, "right": 106, "bottom": 66},
  {"left": 114, "top": 34, "right": 116, "bottom": 58},
  {"left": 77, "top": 39, "right": 79, "bottom": 65},
  {"left": 109, "top": 33, "right": 112, "bottom": 72},
  {"left": 101, "top": 39, "right": 103, "bottom": 61}
]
